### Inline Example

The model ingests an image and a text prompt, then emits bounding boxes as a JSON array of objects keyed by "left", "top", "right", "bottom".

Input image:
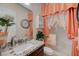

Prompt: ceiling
[{"left": 19, "top": 3, "right": 41, "bottom": 12}]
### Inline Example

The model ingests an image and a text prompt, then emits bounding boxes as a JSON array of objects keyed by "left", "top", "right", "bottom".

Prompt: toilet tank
[{"left": 47, "top": 34, "right": 56, "bottom": 48}]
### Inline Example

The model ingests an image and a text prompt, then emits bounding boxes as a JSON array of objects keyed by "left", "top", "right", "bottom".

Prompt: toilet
[
  {"left": 44, "top": 34, "right": 56, "bottom": 56},
  {"left": 44, "top": 47, "right": 55, "bottom": 56}
]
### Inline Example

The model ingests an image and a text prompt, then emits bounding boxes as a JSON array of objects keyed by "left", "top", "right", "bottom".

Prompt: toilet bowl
[{"left": 44, "top": 47, "right": 55, "bottom": 56}]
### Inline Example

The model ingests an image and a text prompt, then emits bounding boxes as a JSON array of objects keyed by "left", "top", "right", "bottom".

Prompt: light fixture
[{"left": 24, "top": 3, "right": 30, "bottom": 5}]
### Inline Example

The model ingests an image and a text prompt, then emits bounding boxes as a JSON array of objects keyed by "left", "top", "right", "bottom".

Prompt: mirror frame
[{"left": 77, "top": 3, "right": 79, "bottom": 22}]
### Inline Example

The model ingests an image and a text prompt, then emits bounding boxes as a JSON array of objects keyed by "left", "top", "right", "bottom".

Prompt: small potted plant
[{"left": 36, "top": 30, "right": 45, "bottom": 41}]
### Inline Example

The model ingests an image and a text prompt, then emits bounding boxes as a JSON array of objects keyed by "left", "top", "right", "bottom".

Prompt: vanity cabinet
[{"left": 27, "top": 44, "right": 44, "bottom": 56}]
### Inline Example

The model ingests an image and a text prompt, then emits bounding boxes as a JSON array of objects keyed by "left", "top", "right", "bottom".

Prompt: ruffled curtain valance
[{"left": 41, "top": 3, "right": 77, "bottom": 16}]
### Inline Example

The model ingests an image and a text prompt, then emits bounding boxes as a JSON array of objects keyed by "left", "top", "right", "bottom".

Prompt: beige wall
[
  {"left": 0, "top": 3, "right": 30, "bottom": 41},
  {"left": 30, "top": 3, "right": 41, "bottom": 39}
]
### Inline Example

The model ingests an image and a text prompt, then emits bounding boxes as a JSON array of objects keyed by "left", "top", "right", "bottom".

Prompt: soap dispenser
[{"left": 11, "top": 36, "right": 15, "bottom": 47}]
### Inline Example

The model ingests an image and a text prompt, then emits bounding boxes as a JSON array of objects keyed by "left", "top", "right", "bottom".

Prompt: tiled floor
[{"left": 44, "top": 50, "right": 70, "bottom": 56}]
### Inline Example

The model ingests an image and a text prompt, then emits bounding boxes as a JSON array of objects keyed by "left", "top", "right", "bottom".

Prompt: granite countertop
[{"left": 2, "top": 40, "right": 44, "bottom": 56}]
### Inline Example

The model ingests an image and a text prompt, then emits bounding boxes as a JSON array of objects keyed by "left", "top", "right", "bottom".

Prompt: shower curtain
[
  {"left": 41, "top": 3, "right": 78, "bottom": 56},
  {"left": 66, "top": 7, "right": 78, "bottom": 56}
]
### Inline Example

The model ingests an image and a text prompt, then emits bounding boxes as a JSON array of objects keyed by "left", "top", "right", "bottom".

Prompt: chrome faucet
[{"left": 11, "top": 36, "right": 16, "bottom": 47}]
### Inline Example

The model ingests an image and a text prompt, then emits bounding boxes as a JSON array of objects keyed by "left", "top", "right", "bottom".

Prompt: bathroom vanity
[
  {"left": 2, "top": 40, "right": 44, "bottom": 56},
  {"left": 28, "top": 44, "right": 44, "bottom": 56}
]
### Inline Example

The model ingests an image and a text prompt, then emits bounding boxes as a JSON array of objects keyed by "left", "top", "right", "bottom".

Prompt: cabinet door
[{"left": 28, "top": 45, "right": 44, "bottom": 56}]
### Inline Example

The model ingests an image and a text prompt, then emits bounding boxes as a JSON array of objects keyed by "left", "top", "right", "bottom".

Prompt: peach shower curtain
[
  {"left": 66, "top": 8, "right": 77, "bottom": 39},
  {"left": 66, "top": 7, "right": 78, "bottom": 56},
  {"left": 41, "top": 3, "right": 78, "bottom": 55},
  {"left": 27, "top": 11, "right": 33, "bottom": 38},
  {"left": 41, "top": 4, "right": 49, "bottom": 45}
]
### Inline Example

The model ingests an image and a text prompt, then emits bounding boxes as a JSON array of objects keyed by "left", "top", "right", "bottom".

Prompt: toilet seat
[{"left": 44, "top": 47, "right": 55, "bottom": 56}]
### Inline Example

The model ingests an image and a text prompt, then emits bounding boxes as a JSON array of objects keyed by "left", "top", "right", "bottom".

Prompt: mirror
[
  {"left": 0, "top": 4, "right": 33, "bottom": 49},
  {"left": 0, "top": 4, "right": 34, "bottom": 56}
]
